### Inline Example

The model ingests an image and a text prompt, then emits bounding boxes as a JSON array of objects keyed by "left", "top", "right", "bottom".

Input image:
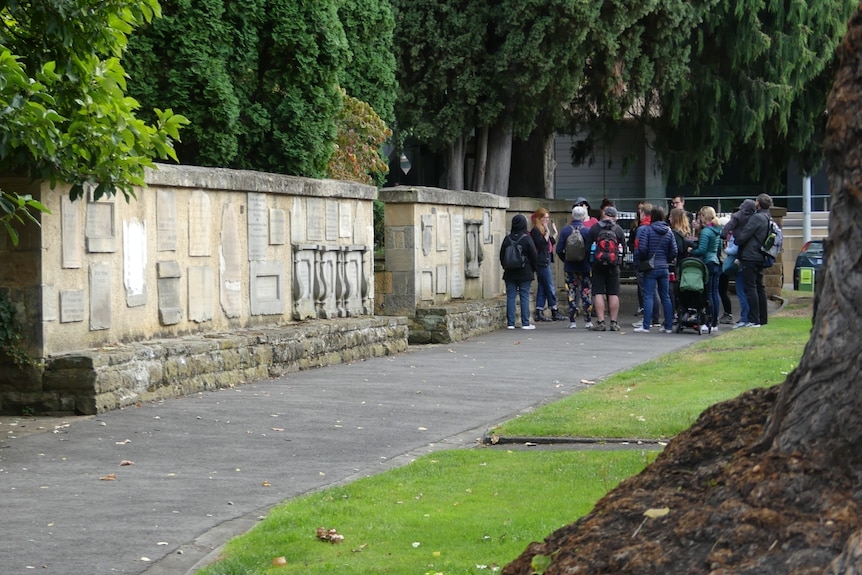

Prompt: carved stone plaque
[
  {"left": 188, "top": 190, "right": 211, "bottom": 256},
  {"left": 60, "top": 290, "right": 86, "bottom": 323},
  {"left": 123, "top": 218, "right": 148, "bottom": 307},
  {"left": 219, "top": 203, "right": 243, "bottom": 318},
  {"left": 156, "top": 189, "right": 177, "bottom": 252},
  {"left": 61, "top": 195, "right": 82, "bottom": 268},
  {"left": 247, "top": 192, "right": 268, "bottom": 261},
  {"left": 188, "top": 266, "right": 214, "bottom": 323},
  {"left": 269, "top": 208, "right": 286, "bottom": 245},
  {"left": 89, "top": 262, "right": 112, "bottom": 330}
]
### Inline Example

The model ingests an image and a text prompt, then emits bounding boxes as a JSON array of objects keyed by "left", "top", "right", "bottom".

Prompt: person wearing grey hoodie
[{"left": 633, "top": 206, "right": 678, "bottom": 333}]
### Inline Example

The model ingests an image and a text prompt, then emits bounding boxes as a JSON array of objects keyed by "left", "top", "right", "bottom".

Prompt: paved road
[{"left": 0, "top": 285, "right": 740, "bottom": 575}]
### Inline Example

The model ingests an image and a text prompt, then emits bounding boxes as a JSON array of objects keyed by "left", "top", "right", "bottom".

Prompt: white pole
[{"left": 802, "top": 175, "right": 812, "bottom": 244}]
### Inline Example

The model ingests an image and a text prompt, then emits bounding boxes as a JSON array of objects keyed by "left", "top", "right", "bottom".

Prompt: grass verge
[
  {"left": 196, "top": 300, "right": 812, "bottom": 575},
  {"left": 196, "top": 449, "right": 654, "bottom": 575}
]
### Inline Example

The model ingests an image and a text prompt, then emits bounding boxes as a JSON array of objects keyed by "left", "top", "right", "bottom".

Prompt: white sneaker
[
  {"left": 661, "top": 328, "right": 674, "bottom": 334},
  {"left": 507, "top": 325, "right": 515, "bottom": 330},
  {"left": 568, "top": 322, "right": 577, "bottom": 329},
  {"left": 711, "top": 326, "right": 719, "bottom": 333},
  {"left": 584, "top": 321, "right": 594, "bottom": 329},
  {"left": 733, "top": 321, "right": 747, "bottom": 329},
  {"left": 521, "top": 324, "right": 536, "bottom": 330},
  {"left": 700, "top": 325, "right": 709, "bottom": 334},
  {"left": 631, "top": 321, "right": 643, "bottom": 328},
  {"left": 633, "top": 327, "right": 650, "bottom": 333},
  {"left": 745, "top": 323, "right": 761, "bottom": 328}
]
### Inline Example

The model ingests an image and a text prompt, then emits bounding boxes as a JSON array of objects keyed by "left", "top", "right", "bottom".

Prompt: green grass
[
  {"left": 197, "top": 450, "right": 654, "bottom": 575},
  {"left": 491, "top": 315, "right": 811, "bottom": 439},
  {"left": 196, "top": 304, "right": 813, "bottom": 575}
]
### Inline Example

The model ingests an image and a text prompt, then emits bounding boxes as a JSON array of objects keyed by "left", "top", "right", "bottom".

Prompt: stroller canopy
[{"left": 679, "top": 257, "right": 708, "bottom": 292}]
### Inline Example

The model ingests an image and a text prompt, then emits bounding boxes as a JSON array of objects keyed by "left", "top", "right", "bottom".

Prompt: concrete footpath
[{"left": 0, "top": 285, "right": 764, "bottom": 575}]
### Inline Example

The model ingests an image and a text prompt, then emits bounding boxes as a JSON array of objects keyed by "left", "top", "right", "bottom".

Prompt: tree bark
[
  {"left": 485, "top": 118, "right": 513, "bottom": 196},
  {"left": 446, "top": 136, "right": 465, "bottom": 191},
  {"left": 757, "top": 7, "right": 862, "bottom": 474},
  {"left": 472, "top": 126, "right": 488, "bottom": 194}
]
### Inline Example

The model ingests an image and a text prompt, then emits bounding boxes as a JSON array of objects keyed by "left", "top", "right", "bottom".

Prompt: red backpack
[{"left": 593, "top": 224, "right": 620, "bottom": 266}]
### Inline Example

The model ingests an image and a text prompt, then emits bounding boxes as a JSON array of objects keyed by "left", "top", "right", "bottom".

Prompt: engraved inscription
[
  {"left": 156, "top": 189, "right": 177, "bottom": 251},
  {"left": 189, "top": 191, "right": 211, "bottom": 256},
  {"left": 60, "top": 290, "right": 86, "bottom": 323},
  {"left": 247, "top": 192, "right": 268, "bottom": 261},
  {"left": 61, "top": 195, "right": 82, "bottom": 268}
]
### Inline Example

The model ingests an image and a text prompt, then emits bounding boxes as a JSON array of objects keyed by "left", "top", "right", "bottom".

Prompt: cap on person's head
[
  {"left": 573, "top": 197, "right": 590, "bottom": 209},
  {"left": 604, "top": 206, "right": 618, "bottom": 219}
]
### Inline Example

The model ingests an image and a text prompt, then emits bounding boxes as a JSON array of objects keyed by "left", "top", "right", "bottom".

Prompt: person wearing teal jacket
[{"left": 691, "top": 206, "right": 723, "bottom": 331}]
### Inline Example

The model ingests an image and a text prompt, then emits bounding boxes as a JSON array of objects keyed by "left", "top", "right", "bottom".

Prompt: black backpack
[{"left": 501, "top": 237, "right": 526, "bottom": 270}]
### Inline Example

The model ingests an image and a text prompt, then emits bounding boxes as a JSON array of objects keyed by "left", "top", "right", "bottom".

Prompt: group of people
[
  {"left": 499, "top": 193, "right": 777, "bottom": 333},
  {"left": 500, "top": 198, "right": 626, "bottom": 331}
]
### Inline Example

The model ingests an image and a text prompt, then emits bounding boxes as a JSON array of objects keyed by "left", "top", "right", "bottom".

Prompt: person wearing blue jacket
[
  {"left": 555, "top": 205, "right": 593, "bottom": 329},
  {"left": 633, "top": 206, "right": 678, "bottom": 333},
  {"left": 500, "top": 214, "right": 539, "bottom": 329},
  {"left": 691, "top": 206, "right": 723, "bottom": 332}
]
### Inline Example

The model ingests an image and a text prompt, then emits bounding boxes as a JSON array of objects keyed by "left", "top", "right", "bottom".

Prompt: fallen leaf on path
[
  {"left": 100, "top": 473, "right": 117, "bottom": 481},
  {"left": 272, "top": 556, "right": 287, "bottom": 566},
  {"left": 119, "top": 460, "right": 134, "bottom": 466}
]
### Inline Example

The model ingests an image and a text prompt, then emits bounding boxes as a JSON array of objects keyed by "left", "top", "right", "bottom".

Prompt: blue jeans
[
  {"left": 535, "top": 265, "right": 558, "bottom": 310},
  {"left": 735, "top": 270, "right": 749, "bottom": 323},
  {"left": 642, "top": 268, "right": 674, "bottom": 332},
  {"left": 506, "top": 279, "right": 533, "bottom": 327},
  {"left": 635, "top": 270, "right": 661, "bottom": 324},
  {"left": 706, "top": 262, "right": 721, "bottom": 327}
]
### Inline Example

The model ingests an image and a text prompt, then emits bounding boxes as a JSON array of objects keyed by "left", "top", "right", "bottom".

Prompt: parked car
[{"left": 793, "top": 239, "right": 825, "bottom": 290}]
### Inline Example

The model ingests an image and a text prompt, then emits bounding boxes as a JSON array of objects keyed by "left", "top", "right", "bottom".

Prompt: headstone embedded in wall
[
  {"left": 157, "top": 260, "right": 183, "bottom": 325},
  {"left": 250, "top": 261, "right": 285, "bottom": 315},
  {"left": 269, "top": 208, "right": 286, "bottom": 245},
  {"left": 247, "top": 192, "right": 268, "bottom": 261},
  {"left": 123, "top": 218, "right": 148, "bottom": 308},
  {"left": 188, "top": 191, "right": 212, "bottom": 257},
  {"left": 464, "top": 219, "right": 484, "bottom": 279},
  {"left": 85, "top": 196, "right": 116, "bottom": 253},
  {"left": 188, "top": 266, "right": 214, "bottom": 323},
  {"left": 89, "top": 262, "right": 112, "bottom": 330},
  {"left": 156, "top": 189, "right": 177, "bottom": 252},
  {"left": 450, "top": 214, "right": 464, "bottom": 297},
  {"left": 220, "top": 203, "right": 242, "bottom": 318},
  {"left": 421, "top": 214, "right": 433, "bottom": 256},
  {"left": 60, "top": 289, "right": 85, "bottom": 323},
  {"left": 61, "top": 195, "right": 82, "bottom": 268}
]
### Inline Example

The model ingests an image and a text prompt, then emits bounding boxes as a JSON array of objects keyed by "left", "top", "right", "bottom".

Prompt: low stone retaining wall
[
  {"left": 7, "top": 317, "right": 408, "bottom": 415},
  {"left": 409, "top": 298, "right": 507, "bottom": 344}
]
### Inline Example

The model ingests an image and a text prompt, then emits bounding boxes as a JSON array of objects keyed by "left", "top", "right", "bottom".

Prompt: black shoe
[{"left": 551, "top": 309, "right": 567, "bottom": 321}]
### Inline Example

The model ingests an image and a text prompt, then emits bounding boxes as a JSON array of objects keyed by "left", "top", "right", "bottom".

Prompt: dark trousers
[{"left": 741, "top": 262, "right": 767, "bottom": 325}]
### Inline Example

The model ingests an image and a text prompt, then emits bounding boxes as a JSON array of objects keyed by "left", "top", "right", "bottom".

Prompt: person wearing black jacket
[
  {"left": 733, "top": 193, "right": 773, "bottom": 327},
  {"left": 500, "top": 214, "right": 539, "bottom": 329}
]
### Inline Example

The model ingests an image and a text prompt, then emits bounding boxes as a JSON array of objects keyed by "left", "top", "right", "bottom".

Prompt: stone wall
[
  {"left": 0, "top": 165, "right": 382, "bottom": 414},
  {"left": 1, "top": 317, "right": 407, "bottom": 415},
  {"left": 376, "top": 186, "right": 510, "bottom": 316}
]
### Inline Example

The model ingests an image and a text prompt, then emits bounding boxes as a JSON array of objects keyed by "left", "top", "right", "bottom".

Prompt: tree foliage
[
  {"left": 395, "top": 0, "right": 854, "bottom": 194},
  {"left": 327, "top": 88, "right": 391, "bottom": 186},
  {"left": 126, "top": 0, "right": 396, "bottom": 181},
  {"left": 338, "top": 0, "right": 397, "bottom": 127},
  {"left": 0, "top": 0, "right": 188, "bottom": 202}
]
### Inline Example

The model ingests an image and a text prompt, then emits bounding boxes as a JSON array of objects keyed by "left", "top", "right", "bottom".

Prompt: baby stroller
[{"left": 675, "top": 258, "right": 712, "bottom": 334}]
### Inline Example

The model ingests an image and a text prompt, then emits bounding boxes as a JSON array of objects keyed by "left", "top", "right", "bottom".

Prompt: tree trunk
[
  {"left": 446, "top": 136, "right": 465, "bottom": 190},
  {"left": 758, "top": 11, "right": 862, "bottom": 474},
  {"left": 485, "top": 118, "right": 513, "bottom": 196},
  {"left": 509, "top": 128, "right": 556, "bottom": 198},
  {"left": 473, "top": 126, "right": 489, "bottom": 193}
]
